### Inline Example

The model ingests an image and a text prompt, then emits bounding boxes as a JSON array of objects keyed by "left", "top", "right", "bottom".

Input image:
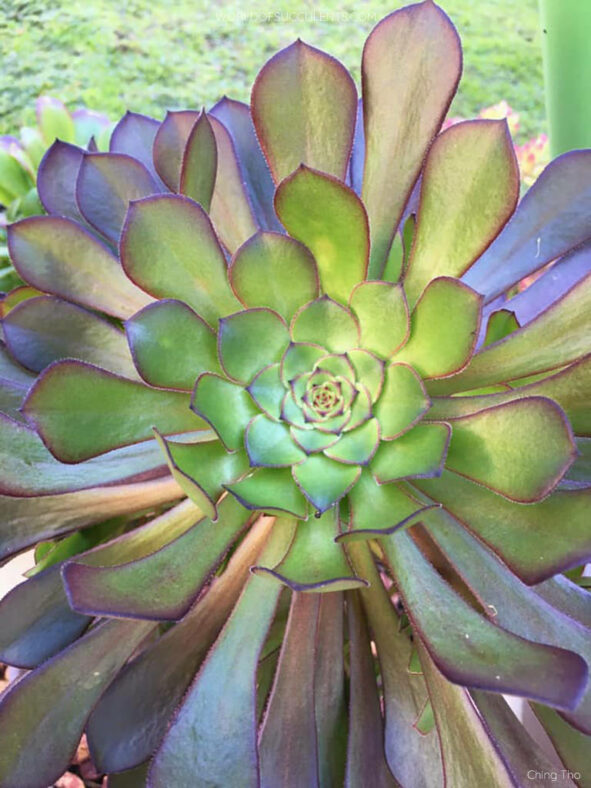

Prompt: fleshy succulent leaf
[
  {"left": 375, "top": 362, "right": 430, "bottom": 439},
  {"left": 291, "top": 296, "right": 360, "bottom": 353},
  {"left": 362, "top": 0, "right": 462, "bottom": 276},
  {"left": 191, "top": 372, "right": 257, "bottom": 451},
  {"left": 293, "top": 454, "right": 361, "bottom": 513},
  {"left": 179, "top": 110, "right": 217, "bottom": 211},
  {"left": 371, "top": 421, "right": 451, "bottom": 482},
  {"left": 251, "top": 40, "right": 357, "bottom": 183},
  {"left": 324, "top": 417, "right": 380, "bottom": 465},
  {"left": 245, "top": 414, "right": 307, "bottom": 467},
  {"left": 482, "top": 308, "right": 520, "bottom": 347},
  {"left": 347, "top": 349, "right": 384, "bottom": 402},
  {"left": 37, "top": 140, "right": 86, "bottom": 222},
  {"left": 152, "top": 110, "right": 199, "bottom": 191},
  {"left": 109, "top": 111, "right": 162, "bottom": 182},
  {"left": 218, "top": 307, "right": 290, "bottom": 384},
  {"left": 120, "top": 195, "right": 241, "bottom": 328},
  {"left": 246, "top": 363, "right": 285, "bottom": 421},
  {"left": 403, "top": 120, "right": 519, "bottom": 306},
  {"left": 230, "top": 230, "right": 319, "bottom": 320},
  {"left": 126, "top": 299, "right": 220, "bottom": 390},
  {"left": 224, "top": 467, "right": 309, "bottom": 519},
  {"left": 275, "top": 166, "right": 369, "bottom": 303},
  {"left": 349, "top": 281, "right": 409, "bottom": 357}
]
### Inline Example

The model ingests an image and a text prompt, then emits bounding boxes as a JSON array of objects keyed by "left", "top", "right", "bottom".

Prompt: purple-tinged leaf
[
  {"left": 152, "top": 110, "right": 199, "bottom": 191},
  {"left": 348, "top": 541, "right": 443, "bottom": 788},
  {"left": 275, "top": 166, "right": 369, "bottom": 304},
  {"left": 209, "top": 114, "right": 259, "bottom": 254},
  {"left": 3, "top": 295, "right": 139, "bottom": 378},
  {"left": 0, "top": 618, "right": 154, "bottom": 788},
  {"left": 362, "top": 1, "right": 462, "bottom": 276},
  {"left": 179, "top": 110, "right": 217, "bottom": 212},
  {"left": 383, "top": 529, "right": 588, "bottom": 709},
  {"left": 531, "top": 704, "right": 591, "bottom": 781},
  {"left": 0, "top": 341, "right": 35, "bottom": 421},
  {"left": 0, "top": 475, "right": 183, "bottom": 563},
  {"left": 534, "top": 575, "right": 591, "bottom": 630},
  {"left": 430, "top": 272, "right": 591, "bottom": 394},
  {"left": 258, "top": 592, "right": 321, "bottom": 787},
  {"left": 23, "top": 360, "right": 202, "bottom": 462},
  {"left": 37, "top": 140, "right": 85, "bottom": 222},
  {"left": 251, "top": 39, "right": 357, "bottom": 184},
  {"left": 87, "top": 515, "right": 272, "bottom": 774},
  {"left": 210, "top": 97, "right": 281, "bottom": 231},
  {"left": 76, "top": 152, "right": 160, "bottom": 242},
  {"left": 414, "top": 470, "right": 591, "bottom": 585},
  {"left": 148, "top": 519, "right": 290, "bottom": 787},
  {"left": 345, "top": 591, "right": 397, "bottom": 788},
  {"left": 349, "top": 98, "right": 364, "bottom": 195},
  {"left": 62, "top": 494, "right": 249, "bottom": 620},
  {"left": 7, "top": 216, "right": 153, "bottom": 319},
  {"left": 120, "top": 194, "right": 241, "bottom": 327},
  {"left": 403, "top": 120, "right": 519, "bottom": 306},
  {"left": 109, "top": 111, "right": 163, "bottom": 183},
  {"left": 463, "top": 150, "right": 591, "bottom": 301}
]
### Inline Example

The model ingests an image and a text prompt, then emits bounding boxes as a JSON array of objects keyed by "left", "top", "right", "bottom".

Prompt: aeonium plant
[{"left": 0, "top": 1, "right": 590, "bottom": 785}]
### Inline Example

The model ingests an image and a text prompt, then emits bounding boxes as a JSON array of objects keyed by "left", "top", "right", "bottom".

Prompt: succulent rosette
[{"left": 1, "top": 2, "right": 590, "bottom": 786}]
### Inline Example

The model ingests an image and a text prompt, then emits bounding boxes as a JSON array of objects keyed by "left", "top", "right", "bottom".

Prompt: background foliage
[{"left": 1, "top": 0, "right": 543, "bottom": 142}]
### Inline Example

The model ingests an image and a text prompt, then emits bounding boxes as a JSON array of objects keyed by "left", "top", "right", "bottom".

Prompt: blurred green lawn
[{"left": 1, "top": 0, "right": 544, "bottom": 142}]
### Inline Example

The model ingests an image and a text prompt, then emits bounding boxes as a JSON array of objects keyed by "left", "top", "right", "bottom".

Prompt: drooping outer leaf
[
  {"left": 349, "top": 281, "right": 409, "bottom": 357},
  {"left": 414, "top": 470, "right": 591, "bottom": 584},
  {"left": 444, "top": 397, "right": 576, "bottom": 502},
  {"left": 275, "top": 166, "right": 369, "bottom": 303},
  {"left": 152, "top": 110, "right": 199, "bottom": 191},
  {"left": 23, "top": 360, "right": 202, "bottom": 463},
  {"left": 37, "top": 140, "right": 85, "bottom": 222},
  {"left": 463, "top": 150, "right": 591, "bottom": 301},
  {"left": 125, "top": 299, "right": 220, "bottom": 390},
  {"left": 218, "top": 307, "right": 290, "bottom": 384},
  {"left": 395, "top": 277, "right": 482, "bottom": 378},
  {"left": 148, "top": 518, "right": 292, "bottom": 787},
  {"left": 362, "top": 0, "right": 462, "bottom": 276},
  {"left": 230, "top": 231, "right": 319, "bottom": 320},
  {"left": 62, "top": 495, "right": 250, "bottom": 620},
  {"left": 403, "top": 120, "right": 519, "bottom": 306},
  {"left": 429, "top": 272, "right": 591, "bottom": 394},
  {"left": 76, "top": 152, "right": 160, "bottom": 242},
  {"left": 120, "top": 195, "right": 241, "bottom": 328},
  {"left": 4, "top": 295, "right": 139, "bottom": 379},
  {"left": 7, "top": 216, "right": 152, "bottom": 319},
  {"left": 0, "top": 619, "right": 154, "bottom": 788},
  {"left": 179, "top": 110, "right": 217, "bottom": 212},
  {"left": 382, "top": 529, "right": 588, "bottom": 709},
  {"left": 348, "top": 541, "right": 443, "bottom": 788},
  {"left": 0, "top": 475, "right": 183, "bottom": 562},
  {"left": 251, "top": 39, "right": 357, "bottom": 183},
  {"left": 258, "top": 592, "right": 321, "bottom": 787}
]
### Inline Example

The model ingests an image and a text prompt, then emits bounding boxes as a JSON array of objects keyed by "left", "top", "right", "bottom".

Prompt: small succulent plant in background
[
  {"left": 0, "top": 96, "right": 111, "bottom": 290},
  {"left": 0, "top": 1, "right": 590, "bottom": 786}
]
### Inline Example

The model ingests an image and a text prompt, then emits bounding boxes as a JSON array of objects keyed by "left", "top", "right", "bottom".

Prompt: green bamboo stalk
[{"left": 539, "top": 0, "right": 591, "bottom": 157}]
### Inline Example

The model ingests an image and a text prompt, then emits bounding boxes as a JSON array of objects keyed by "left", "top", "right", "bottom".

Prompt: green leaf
[
  {"left": 37, "top": 96, "right": 75, "bottom": 144},
  {"left": 395, "top": 277, "right": 482, "bottom": 378},
  {"left": 445, "top": 397, "right": 576, "bottom": 502},
  {"left": 251, "top": 40, "right": 357, "bottom": 183},
  {"left": 429, "top": 272, "right": 591, "bottom": 394},
  {"left": 218, "top": 307, "right": 290, "bottom": 384},
  {"left": 245, "top": 414, "right": 306, "bottom": 467},
  {"left": 230, "top": 230, "right": 319, "bottom": 320},
  {"left": 293, "top": 454, "right": 361, "bottom": 513},
  {"left": 281, "top": 342, "right": 327, "bottom": 386},
  {"left": 375, "top": 362, "right": 430, "bottom": 439},
  {"left": 191, "top": 372, "right": 258, "bottom": 451},
  {"left": 347, "top": 349, "right": 384, "bottom": 402},
  {"left": 349, "top": 281, "right": 409, "bottom": 357},
  {"left": 4, "top": 295, "right": 139, "bottom": 379},
  {"left": 341, "top": 469, "right": 434, "bottom": 541},
  {"left": 290, "top": 426, "right": 339, "bottom": 454},
  {"left": 24, "top": 361, "right": 201, "bottom": 462},
  {"left": 415, "top": 471, "right": 591, "bottom": 584},
  {"left": 208, "top": 115, "right": 259, "bottom": 253},
  {"left": 153, "top": 110, "right": 199, "bottom": 191},
  {"left": 148, "top": 520, "right": 292, "bottom": 787},
  {"left": 291, "top": 296, "right": 360, "bottom": 353},
  {"left": 404, "top": 120, "right": 519, "bottom": 306},
  {"left": 383, "top": 529, "right": 588, "bottom": 709},
  {"left": 120, "top": 195, "right": 241, "bottom": 328},
  {"left": 225, "top": 467, "right": 309, "bottom": 519},
  {"left": 483, "top": 309, "right": 520, "bottom": 347},
  {"left": 63, "top": 495, "right": 250, "bottom": 619},
  {"left": 0, "top": 618, "right": 154, "bottom": 788},
  {"left": 179, "top": 110, "right": 217, "bottom": 212},
  {"left": 153, "top": 430, "right": 249, "bottom": 519},
  {"left": 125, "top": 299, "right": 220, "bottom": 390},
  {"left": 246, "top": 363, "right": 285, "bottom": 420},
  {"left": 7, "top": 216, "right": 152, "bottom": 319},
  {"left": 532, "top": 704, "right": 591, "bottom": 780},
  {"left": 362, "top": 1, "right": 461, "bottom": 276},
  {"left": 275, "top": 166, "right": 368, "bottom": 302},
  {"left": 324, "top": 418, "right": 380, "bottom": 465},
  {"left": 371, "top": 422, "right": 451, "bottom": 483},
  {"left": 253, "top": 509, "right": 367, "bottom": 592}
]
